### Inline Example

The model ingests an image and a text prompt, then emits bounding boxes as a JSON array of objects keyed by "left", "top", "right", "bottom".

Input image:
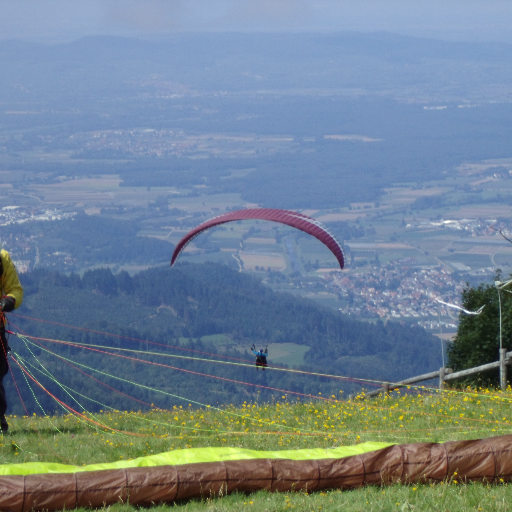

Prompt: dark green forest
[
  {"left": 6, "top": 263, "right": 442, "bottom": 416},
  {"left": 1, "top": 213, "right": 174, "bottom": 269},
  {"left": 448, "top": 271, "right": 512, "bottom": 387}
]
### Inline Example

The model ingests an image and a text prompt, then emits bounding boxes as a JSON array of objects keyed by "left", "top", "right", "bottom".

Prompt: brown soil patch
[
  {"left": 450, "top": 206, "right": 512, "bottom": 218},
  {"left": 457, "top": 162, "right": 512, "bottom": 175},
  {"left": 385, "top": 187, "right": 450, "bottom": 199},
  {"left": 239, "top": 253, "right": 286, "bottom": 270},
  {"left": 41, "top": 177, "right": 122, "bottom": 189},
  {"left": 346, "top": 242, "right": 413, "bottom": 250},
  {"left": 245, "top": 238, "right": 276, "bottom": 244},
  {"left": 467, "top": 246, "right": 512, "bottom": 254},
  {"left": 317, "top": 213, "right": 367, "bottom": 221}
]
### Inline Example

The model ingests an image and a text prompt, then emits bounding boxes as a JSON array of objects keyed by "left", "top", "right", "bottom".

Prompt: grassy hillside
[
  {"left": 2, "top": 263, "right": 444, "bottom": 418},
  {"left": 17, "top": 263, "right": 441, "bottom": 366},
  {"left": 1, "top": 387, "right": 511, "bottom": 511}
]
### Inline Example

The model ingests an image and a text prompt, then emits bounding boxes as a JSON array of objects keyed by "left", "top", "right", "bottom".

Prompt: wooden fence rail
[{"left": 350, "top": 349, "right": 512, "bottom": 400}]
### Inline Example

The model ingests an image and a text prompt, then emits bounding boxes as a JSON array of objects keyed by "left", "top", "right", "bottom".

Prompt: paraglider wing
[
  {"left": 170, "top": 208, "right": 345, "bottom": 269},
  {"left": 1, "top": 435, "right": 512, "bottom": 510}
]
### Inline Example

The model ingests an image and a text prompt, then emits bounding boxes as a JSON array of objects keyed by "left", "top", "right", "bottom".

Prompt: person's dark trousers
[{"left": 0, "top": 328, "right": 9, "bottom": 434}]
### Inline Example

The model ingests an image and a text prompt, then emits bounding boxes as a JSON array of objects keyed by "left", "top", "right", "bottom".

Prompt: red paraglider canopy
[{"left": 171, "top": 208, "right": 345, "bottom": 269}]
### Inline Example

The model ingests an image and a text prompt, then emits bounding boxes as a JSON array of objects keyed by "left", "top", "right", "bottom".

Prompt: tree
[{"left": 447, "top": 271, "right": 512, "bottom": 386}]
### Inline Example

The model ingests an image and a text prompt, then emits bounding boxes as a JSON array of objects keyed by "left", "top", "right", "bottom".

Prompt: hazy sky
[{"left": 1, "top": 0, "right": 512, "bottom": 43}]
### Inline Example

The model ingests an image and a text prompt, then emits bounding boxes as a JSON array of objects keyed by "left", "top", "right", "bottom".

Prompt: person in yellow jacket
[{"left": 0, "top": 249, "right": 23, "bottom": 435}]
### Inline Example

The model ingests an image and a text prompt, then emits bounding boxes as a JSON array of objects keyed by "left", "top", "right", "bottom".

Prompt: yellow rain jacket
[{"left": 0, "top": 250, "right": 23, "bottom": 312}]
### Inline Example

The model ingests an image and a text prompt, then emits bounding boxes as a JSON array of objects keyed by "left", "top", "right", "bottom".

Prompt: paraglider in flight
[
  {"left": 251, "top": 344, "right": 268, "bottom": 370},
  {"left": 170, "top": 208, "right": 345, "bottom": 269}
]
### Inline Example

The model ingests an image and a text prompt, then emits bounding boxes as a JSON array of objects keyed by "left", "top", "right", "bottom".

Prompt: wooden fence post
[
  {"left": 500, "top": 348, "right": 508, "bottom": 391},
  {"left": 439, "top": 367, "right": 445, "bottom": 391},
  {"left": 349, "top": 350, "right": 511, "bottom": 403}
]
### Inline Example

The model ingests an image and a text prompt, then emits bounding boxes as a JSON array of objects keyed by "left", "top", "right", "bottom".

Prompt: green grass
[
  {"left": 441, "top": 253, "right": 492, "bottom": 269},
  {"left": 265, "top": 343, "right": 310, "bottom": 366},
  {"left": 85, "top": 483, "right": 511, "bottom": 512},
  {"left": 492, "top": 253, "right": 512, "bottom": 267},
  {"left": 2, "top": 387, "right": 512, "bottom": 511},
  {"left": 200, "top": 334, "right": 234, "bottom": 345}
]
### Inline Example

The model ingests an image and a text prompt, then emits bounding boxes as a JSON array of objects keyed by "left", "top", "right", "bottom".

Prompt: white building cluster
[
  {"left": 330, "top": 262, "right": 466, "bottom": 327},
  {"left": 0, "top": 206, "right": 75, "bottom": 226}
]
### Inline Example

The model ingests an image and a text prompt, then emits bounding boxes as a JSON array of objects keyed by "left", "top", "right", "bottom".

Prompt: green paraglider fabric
[{"left": 0, "top": 441, "right": 392, "bottom": 476}]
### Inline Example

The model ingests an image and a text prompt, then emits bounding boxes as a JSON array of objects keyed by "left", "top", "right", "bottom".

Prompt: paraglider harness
[
  {"left": 251, "top": 344, "right": 268, "bottom": 370},
  {"left": 0, "top": 257, "right": 10, "bottom": 357},
  {"left": 0, "top": 255, "right": 9, "bottom": 358}
]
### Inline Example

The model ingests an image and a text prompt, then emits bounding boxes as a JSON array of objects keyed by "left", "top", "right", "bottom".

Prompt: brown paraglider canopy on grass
[{"left": 1, "top": 435, "right": 511, "bottom": 511}]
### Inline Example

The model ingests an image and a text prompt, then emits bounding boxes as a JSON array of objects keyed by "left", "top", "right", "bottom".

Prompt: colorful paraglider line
[
  {"left": 13, "top": 332, "right": 512, "bottom": 436},
  {"left": 15, "top": 345, "right": 129, "bottom": 436},
  {"left": 20, "top": 334, "right": 349, "bottom": 434},
  {"left": 6, "top": 336, "right": 512, "bottom": 463},
  {"left": 18, "top": 346, "right": 496, "bottom": 446},
  {"left": 5, "top": 355, "right": 86, "bottom": 463},
  {"left": 10, "top": 312, "right": 256, "bottom": 366},
  {"left": 27, "top": 330, "right": 509, "bottom": 403},
  {"left": 14, "top": 348, "right": 236, "bottom": 441},
  {"left": 17, "top": 334, "right": 334, "bottom": 437},
  {"left": 436, "top": 299, "right": 485, "bottom": 316},
  {"left": 11, "top": 325, "right": 181, "bottom": 439},
  {"left": 11, "top": 311, "right": 512, "bottom": 414},
  {"left": 12, "top": 354, "right": 137, "bottom": 436},
  {"left": 14, "top": 335, "right": 274, "bottom": 439},
  {"left": 14, "top": 349, "right": 512, "bottom": 448},
  {"left": 10, "top": 328, "right": 390, "bottom": 439},
  {"left": 8, "top": 315, "right": 391, "bottom": 388},
  {"left": 7, "top": 317, "right": 512, "bottom": 444},
  {"left": 9, "top": 320, "right": 392, "bottom": 428}
]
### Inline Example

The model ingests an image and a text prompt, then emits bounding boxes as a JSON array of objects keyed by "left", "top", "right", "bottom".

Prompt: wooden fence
[{"left": 349, "top": 348, "right": 511, "bottom": 400}]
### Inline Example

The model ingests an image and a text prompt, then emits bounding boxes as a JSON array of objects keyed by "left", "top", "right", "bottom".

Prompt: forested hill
[{"left": 16, "top": 262, "right": 441, "bottom": 384}]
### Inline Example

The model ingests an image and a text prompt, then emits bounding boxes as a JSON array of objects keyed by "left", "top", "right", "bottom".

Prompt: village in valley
[
  {"left": 2, "top": 156, "right": 512, "bottom": 337},
  {"left": 332, "top": 264, "right": 464, "bottom": 326}
]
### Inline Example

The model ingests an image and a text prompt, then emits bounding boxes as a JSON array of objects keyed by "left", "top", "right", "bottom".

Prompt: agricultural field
[{"left": 2, "top": 140, "right": 512, "bottom": 333}]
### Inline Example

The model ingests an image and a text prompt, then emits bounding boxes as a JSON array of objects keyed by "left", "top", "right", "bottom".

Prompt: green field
[
  {"left": 2, "top": 386, "right": 512, "bottom": 511},
  {"left": 265, "top": 343, "right": 310, "bottom": 366},
  {"left": 441, "top": 253, "right": 493, "bottom": 270},
  {"left": 7, "top": 153, "right": 512, "bottom": 284},
  {"left": 192, "top": 340, "right": 310, "bottom": 367}
]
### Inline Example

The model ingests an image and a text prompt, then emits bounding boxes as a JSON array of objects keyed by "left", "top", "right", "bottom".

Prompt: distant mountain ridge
[
  {"left": 3, "top": 32, "right": 512, "bottom": 64},
  {"left": 1, "top": 32, "right": 512, "bottom": 101}
]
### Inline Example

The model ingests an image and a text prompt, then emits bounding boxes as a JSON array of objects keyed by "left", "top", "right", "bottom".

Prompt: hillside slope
[{"left": 8, "top": 263, "right": 442, "bottom": 415}]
